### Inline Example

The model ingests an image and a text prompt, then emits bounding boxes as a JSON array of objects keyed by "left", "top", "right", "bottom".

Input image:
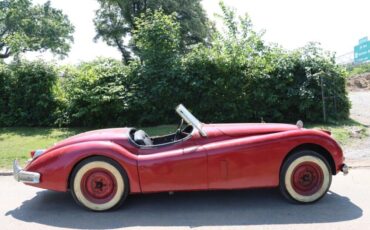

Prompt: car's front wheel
[
  {"left": 70, "top": 156, "right": 129, "bottom": 211},
  {"left": 280, "top": 150, "right": 332, "bottom": 203}
]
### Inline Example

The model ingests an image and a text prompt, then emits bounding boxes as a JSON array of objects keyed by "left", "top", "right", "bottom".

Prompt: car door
[
  {"left": 137, "top": 133, "right": 207, "bottom": 193},
  {"left": 205, "top": 136, "right": 282, "bottom": 190}
]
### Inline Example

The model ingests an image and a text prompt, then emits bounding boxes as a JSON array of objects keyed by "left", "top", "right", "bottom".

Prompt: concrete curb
[{"left": 349, "top": 165, "right": 370, "bottom": 169}]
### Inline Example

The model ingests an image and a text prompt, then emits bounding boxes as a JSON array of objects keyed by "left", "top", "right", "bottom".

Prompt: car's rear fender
[{"left": 204, "top": 129, "right": 344, "bottom": 188}]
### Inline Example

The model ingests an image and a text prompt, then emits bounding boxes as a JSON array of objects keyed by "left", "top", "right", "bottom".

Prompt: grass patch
[
  {"left": 306, "top": 119, "right": 368, "bottom": 145},
  {"left": 0, "top": 125, "right": 176, "bottom": 170}
]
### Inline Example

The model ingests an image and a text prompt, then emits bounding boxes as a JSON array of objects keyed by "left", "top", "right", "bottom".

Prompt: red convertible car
[{"left": 14, "top": 104, "right": 348, "bottom": 211}]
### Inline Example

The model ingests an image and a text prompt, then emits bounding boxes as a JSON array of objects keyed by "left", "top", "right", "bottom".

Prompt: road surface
[{"left": 1, "top": 168, "right": 369, "bottom": 230}]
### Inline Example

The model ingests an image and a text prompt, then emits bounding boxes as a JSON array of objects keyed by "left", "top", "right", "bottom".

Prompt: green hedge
[
  {"left": 59, "top": 59, "right": 131, "bottom": 127},
  {"left": 0, "top": 54, "right": 350, "bottom": 127},
  {"left": 177, "top": 45, "right": 349, "bottom": 124},
  {"left": 0, "top": 9, "right": 350, "bottom": 128},
  {"left": 0, "top": 63, "right": 12, "bottom": 126},
  {"left": 0, "top": 60, "right": 58, "bottom": 126},
  {"left": 248, "top": 45, "right": 350, "bottom": 123}
]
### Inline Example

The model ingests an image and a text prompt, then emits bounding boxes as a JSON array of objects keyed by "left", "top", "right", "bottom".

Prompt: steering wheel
[{"left": 174, "top": 119, "right": 184, "bottom": 141}]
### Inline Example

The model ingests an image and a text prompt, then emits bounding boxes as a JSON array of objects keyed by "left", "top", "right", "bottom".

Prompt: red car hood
[
  {"left": 204, "top": 123, "right": 299, "bottom": 137},
  {"left": 46, "top": 128, "right": 131, "bottom": 153}
]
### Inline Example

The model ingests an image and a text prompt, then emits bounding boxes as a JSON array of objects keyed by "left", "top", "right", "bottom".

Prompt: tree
[
  {"left": 180, "top": 1, "right": 268, "bottom": 122},
  {"left": 134, "top": 10, "right": 180, "bottom": 66},
  {"left": 94, "top": 0, "right": 210, "bottom": 63},
  {"left": 0, "top": 0, "right": 74, "bottom": 59},
  {"left": 129, "top": 10, "right": 182, "bottom": 124}
]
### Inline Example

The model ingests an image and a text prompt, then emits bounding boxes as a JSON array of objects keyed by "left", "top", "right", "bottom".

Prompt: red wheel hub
[
  {"left": 291, "top": 162, "right": 324, "bottom": 196},
  {"left": 81, "top": 168, "right": 117, "bottom": 204}
]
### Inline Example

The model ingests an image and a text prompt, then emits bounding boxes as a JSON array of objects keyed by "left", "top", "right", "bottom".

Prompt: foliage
[
  {"left": 0, "top": 0, "right": 74, "bottom": 59},
  {"left": 346, "top": 62, "right": 370, "bottom": 76},
  {"left": 180, "top": 3, "right": 348, "bottom": 123},
  {"left": 61, "top": 58, "right": 131, "bottom": 127},
  {"left": 180, "top": 3, "right": 268, "bottom": 122},
  {"left": 0, "top": 3, "right": 350, "bottom": 128},
  {"left": 249, "top": 43, "right": 350, "bottom": 122},
  {"left": 0, "top": 60, "right": 58, "bottom": 126},
  {"left": 129, "top": 10, "right": 183, "bottom": 124},
  {"left": 94, "top": 0, "right": 210, "bottom": 63},
  {"left": 134, "top": 10, "right": 180, "bottom": 64},
  {"left": 92, "top": 1, "right": 130, "bottom": 63},
  {"left": 0, "top": 63, "right": 11, "bottom": 124}
]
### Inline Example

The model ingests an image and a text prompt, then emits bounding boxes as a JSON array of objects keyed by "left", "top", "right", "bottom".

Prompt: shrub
[
  {"left": 0, "top": 63, "right": 12, "bottom": 126},
  {"left": 0, "top": 4, "right": 350, "bottom": 128},
  {"left": 249, "top": 44, "right": 350, "bottom": 122},
  {"left": 129, "top": 10, "right": 183, "bottom": 125},
  {"left": 62, "top": 58, "right": 130, "bottom": 127},
  {"left": 2, "top": 60, "right": 58, "bottom": 126},
  {"left": 181, "top": 44, "right": 256, "bottom": 122},
  {"left": 179, "top": 5, "right": 349, "bottom": 123}
]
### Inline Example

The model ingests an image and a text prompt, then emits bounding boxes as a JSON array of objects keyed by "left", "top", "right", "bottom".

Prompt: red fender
[{"left": 25, "top": 141, "right": 141, "bottom": 193}]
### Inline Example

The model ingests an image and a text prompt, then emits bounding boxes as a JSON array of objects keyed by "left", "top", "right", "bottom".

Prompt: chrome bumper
[
  {"left": 13, "top": 160, "right": 40, "bottom": 184},
  {"left": 341, "top": 164, "right": 349, "bottom": 175}
]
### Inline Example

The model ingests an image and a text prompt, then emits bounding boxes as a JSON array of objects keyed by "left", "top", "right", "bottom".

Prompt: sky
[
  {"left": 27, "top": 0, "right": 122, "bottom": 64},
  {"left": 26, "top": 0, "right": 370, "bottom": 64}
]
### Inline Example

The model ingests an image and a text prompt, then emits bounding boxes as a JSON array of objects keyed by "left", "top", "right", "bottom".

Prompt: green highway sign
[{"left": 354, "top": 37, "right": 370, "bottom": 64}]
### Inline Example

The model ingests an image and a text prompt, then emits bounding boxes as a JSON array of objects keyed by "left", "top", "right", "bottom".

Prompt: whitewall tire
[
  {"left": 70, "top": 156, "right": 129, "bottom": 211},
  {"left": 280, "top": 150, "right": 332, "bottom": 203}
]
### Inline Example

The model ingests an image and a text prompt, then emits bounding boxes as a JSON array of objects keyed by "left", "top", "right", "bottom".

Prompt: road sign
[{"left": 354, "top": 37, "right": 370, "bottom": 64}]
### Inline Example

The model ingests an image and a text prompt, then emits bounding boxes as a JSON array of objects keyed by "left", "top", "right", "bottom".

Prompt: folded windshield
[{"left": 176, "top": 104, "right": 207, "bottom": 137}]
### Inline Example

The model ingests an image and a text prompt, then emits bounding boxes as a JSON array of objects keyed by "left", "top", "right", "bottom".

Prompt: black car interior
[{"left": 129, "top": 120, "right": 193, "bottom": 147}]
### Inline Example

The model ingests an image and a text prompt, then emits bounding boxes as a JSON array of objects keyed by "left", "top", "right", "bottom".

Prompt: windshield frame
[{"left": 175, "top": 104, "right": 207, "bottom": 137}]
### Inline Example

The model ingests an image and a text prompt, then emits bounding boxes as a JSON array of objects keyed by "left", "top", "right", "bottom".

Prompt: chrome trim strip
[{"left": 13, "top": 160, "right": 40, "bottom": 184}]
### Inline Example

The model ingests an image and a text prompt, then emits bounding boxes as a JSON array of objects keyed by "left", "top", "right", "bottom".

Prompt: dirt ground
[{"left": 347, "top": 73, "right": 370, "bottom": 91}]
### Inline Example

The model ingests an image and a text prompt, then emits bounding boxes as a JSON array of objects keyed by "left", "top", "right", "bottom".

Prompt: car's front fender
[{"left": 284, "top": 129, "right": 345, "bottom": 173}]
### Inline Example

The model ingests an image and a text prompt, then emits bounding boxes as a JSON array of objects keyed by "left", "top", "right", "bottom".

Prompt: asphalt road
[{"left": 1, "top": 169, "right": 369, "bottom": 230}]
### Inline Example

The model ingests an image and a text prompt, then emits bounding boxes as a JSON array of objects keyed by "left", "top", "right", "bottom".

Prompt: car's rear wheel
[
  {"left": 70, "top": 156, "right": 129, "bottom": 211},
  {"left": 280, "top": 150, "right": 332, "bottom": 203}
]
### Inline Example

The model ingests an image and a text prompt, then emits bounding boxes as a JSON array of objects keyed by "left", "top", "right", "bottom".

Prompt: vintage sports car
[{"left": 14, "top": 104, "right": 348, "bottom": 211}]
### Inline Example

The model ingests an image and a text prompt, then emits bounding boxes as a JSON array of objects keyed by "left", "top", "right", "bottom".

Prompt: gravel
[
  {"left": 344, "top": 92, "right": 370, "bottom": 161},
  {"left": 349, "top": 92, "right": 370, "bottom": 126}
]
